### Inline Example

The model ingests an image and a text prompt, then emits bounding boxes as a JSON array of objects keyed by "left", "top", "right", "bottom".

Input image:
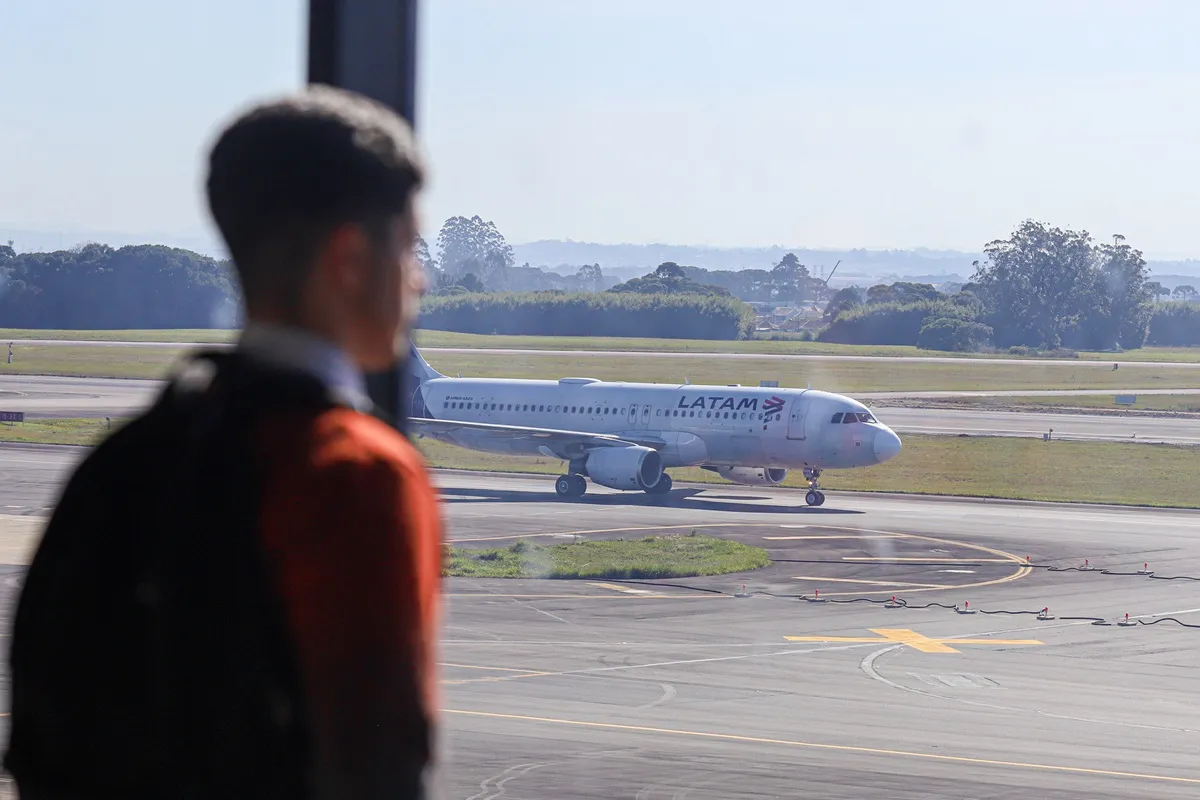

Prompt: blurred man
[{"left": 7, "top": 87, "right": 441, "bottom": 799}]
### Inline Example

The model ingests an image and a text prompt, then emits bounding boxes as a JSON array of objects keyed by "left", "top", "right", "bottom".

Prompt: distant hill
[
  {"left": 0, "top": 225, "right": 225, "bottom": 258},
  {"left": 512, "top": 240, "right": 977, "bottom": 282},
  {"left": 513, "top": 240, "right": 1200, "bottom": 286}
]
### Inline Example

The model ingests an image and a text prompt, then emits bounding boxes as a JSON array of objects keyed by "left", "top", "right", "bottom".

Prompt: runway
[
  {"left": 874, "top": 406, "right": 1200, "bottom": 444},
  {"left": 0, "top": 375, "right": 158, "bottom": 418},
  {"left": 11, "top": 338, "right": 1200, "bottom": 369},
  {"left": 2, "top": 374, "right": 1198, "bottom": 444},
  {"left": 2, "top": 464, "right": 1198, "bottom": 797}
]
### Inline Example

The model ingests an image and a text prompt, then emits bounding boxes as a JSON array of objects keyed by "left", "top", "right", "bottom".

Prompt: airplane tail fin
[{"left": 407, "top": 341, "right": 444, "bottom": 385}]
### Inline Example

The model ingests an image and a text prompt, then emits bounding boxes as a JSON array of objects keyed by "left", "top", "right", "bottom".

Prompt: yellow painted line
[
  {"left": 798, "top": 544, "right": 1032, "bottom": 597},
  {"left": 588, "top": 581, "right": 660, "bottom": 595},
  {"left": 842, "top": 557, "right": 1014, "bottom": 563},
  {"left": 445, "top": 709, "right": 1200, "bottom": 785},
  {"left": 802, "top": 565, "right": 1033, "bottom": 599},
  {"left": 784, "top": 629, "right": 1043, "bottom": 654},
  {"left": 870, "top": 628, "right": 960, "bottom": 654},
  {"left": 792, "top": 576, "right": 946, "bottom": 588}
]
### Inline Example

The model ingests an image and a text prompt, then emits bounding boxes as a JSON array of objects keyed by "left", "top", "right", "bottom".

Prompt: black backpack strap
[{"left": 141, "top": 349, "right": 350, "bottom": 798}]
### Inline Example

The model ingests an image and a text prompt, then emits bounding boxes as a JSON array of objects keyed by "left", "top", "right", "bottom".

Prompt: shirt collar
[{"left": 237, "top": 322, "right": 372, "bottom": 412}]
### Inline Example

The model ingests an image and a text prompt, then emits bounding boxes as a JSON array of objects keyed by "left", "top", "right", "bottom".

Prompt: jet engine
[
  {"left": 712, "top": 466, "right": 788, "bottom": 486},
  {"left": 586, "top": 446, "right": 664, "bottom": 491}
]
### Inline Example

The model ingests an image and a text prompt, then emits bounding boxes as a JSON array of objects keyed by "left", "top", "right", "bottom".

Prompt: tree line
[
  {"left": 820, "top": 220, "right": 1200, "bottom": 351},
  {"left": 426, "top": 215, "right": 830, "bottom": 303},
  {"left": 419, "top": 290, "right": 755, "bottom": 340},
  {"left": 0, "top": 241, "right": 237, "bottom": 329},
  {"left": 4, "top": 218, "right": 1200, "bottom": 348},
  {"left": 0, "top": 238, "right": 757, "bottom": 340},
  {"left": 0, "top": 212, "right": 836, "bottom": 336}
]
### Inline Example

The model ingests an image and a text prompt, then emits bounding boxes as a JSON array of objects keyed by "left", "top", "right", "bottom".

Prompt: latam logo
[
  {"left": 676, "top": 395, "right": 762, "bottom": 411},
  {"left": 674, "top": 395, "right": 788, "bottom": 412}
]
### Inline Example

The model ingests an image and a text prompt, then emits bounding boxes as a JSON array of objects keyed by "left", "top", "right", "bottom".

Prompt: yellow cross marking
[{"left": 783, "top": 628, "right": 1043, "bottom": 654}]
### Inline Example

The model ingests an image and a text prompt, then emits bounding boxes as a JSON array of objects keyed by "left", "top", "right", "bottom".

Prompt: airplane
[{"left": 404, "top": 345, "right": 901, "bottom": 506}]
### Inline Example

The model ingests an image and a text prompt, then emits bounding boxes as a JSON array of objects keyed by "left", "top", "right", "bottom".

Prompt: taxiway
[
  {"left": 1, "top": 457, "right": 1198, "bottom": 797},
  {"left": 10, "top": 338, "right": 1200, "bottom": 369},
  {"left": 436, "top": 473, "right": 1200, "bottom": 798}
]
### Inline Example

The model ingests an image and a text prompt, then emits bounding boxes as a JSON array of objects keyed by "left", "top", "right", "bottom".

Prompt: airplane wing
[{"left": 408, "top": 417, "right": 665, "bottom": 460}]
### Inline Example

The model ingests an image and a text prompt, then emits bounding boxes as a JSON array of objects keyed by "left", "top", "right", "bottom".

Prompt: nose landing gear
[{"left": 803, "top": 467, "right": 826, "bottom": 507}]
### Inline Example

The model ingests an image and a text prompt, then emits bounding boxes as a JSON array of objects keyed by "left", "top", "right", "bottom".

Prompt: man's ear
[{"left": 317, "top": 223, "right": 374, "bottom": 292}]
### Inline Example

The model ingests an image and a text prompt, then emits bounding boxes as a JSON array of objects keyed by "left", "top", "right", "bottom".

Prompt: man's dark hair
[{"left": 206, "top": 85, "right": 425, "bottom": 310}]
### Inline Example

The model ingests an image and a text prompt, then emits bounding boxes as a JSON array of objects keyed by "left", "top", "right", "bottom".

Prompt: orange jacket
[{"left": 254, "top": 406, "right": 442, "bottom": 792}]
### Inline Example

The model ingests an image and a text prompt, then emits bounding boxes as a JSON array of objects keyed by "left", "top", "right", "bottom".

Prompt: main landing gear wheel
[
  {"left": 644, "top": 473, "right": 673, "bottom": 496},
  {"left": 555, "top": 474, "right": 587, "bottom": 498},
  {"left": 805, "top": 490, "right": 826, "bottom": 507}
]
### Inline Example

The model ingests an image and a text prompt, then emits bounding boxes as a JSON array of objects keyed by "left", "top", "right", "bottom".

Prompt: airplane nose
[{"left": 874, "top": 428, "right": 902, "bottom": 463}]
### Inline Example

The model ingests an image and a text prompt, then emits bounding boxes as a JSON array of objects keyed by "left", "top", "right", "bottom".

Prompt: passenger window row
[
  {"left": 830, "top": 412, "right": 876, "bottom": 424},
  {"left": 445, "top": 402, "right": 623, "bottom": 414},
  {"left": 442, "top": 400, "right": 782, "bottom": 424},
  {"left": 657, "top": 409, "right": 776, "bottom": 421}
]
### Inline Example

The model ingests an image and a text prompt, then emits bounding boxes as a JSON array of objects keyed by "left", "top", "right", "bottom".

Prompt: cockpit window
[
  {"left": 857, "top": 412, "right": 875, "bottom": 423},
  {"left": 830, "top": 412, "right": 843, "bottom": 423},
  {"left": 841, "top": 413, "right": 856, "bottom": 424}
]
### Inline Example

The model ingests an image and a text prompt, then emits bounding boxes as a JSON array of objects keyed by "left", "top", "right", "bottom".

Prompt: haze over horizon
[{"left": 5, "top": 2, "right": 1200, "bottom": 260}]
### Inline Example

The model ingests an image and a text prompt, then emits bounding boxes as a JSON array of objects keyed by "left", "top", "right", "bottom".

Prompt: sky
[{"left": 4, "top": 0, "right": 1200, "bottom": 258}]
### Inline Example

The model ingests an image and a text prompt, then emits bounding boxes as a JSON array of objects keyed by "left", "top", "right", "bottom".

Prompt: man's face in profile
[
  {"left": 315, "top": 197, "right": 426, "bottom": 373},
  {"left": 360, "top": 203, "right": 426, "bottom": 370}
]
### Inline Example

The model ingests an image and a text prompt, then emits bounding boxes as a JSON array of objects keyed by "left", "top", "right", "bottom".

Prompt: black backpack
[{"left": 5, "top": 350, "right": 348, "bottom": 798}]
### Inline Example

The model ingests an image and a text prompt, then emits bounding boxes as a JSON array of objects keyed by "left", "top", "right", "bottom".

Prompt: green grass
[
  {"left": 0, "top": 417, "right": 125, "bottom": 446},
  {"left": 1076, "top": 347, "right": 1200, "bottom": 364},
  {"left": 444, "top": 533, "right": 771, "bottom": 579},
  {"left": 4, "top": 327, "right": 1199, "bottom": 363},
  {"left": 8, "top": 418, "right": 1198, "bottom": 508},
  {"left": 0, "top": 328, "right": 235, "bottom": 343},
  {"left": 903, "top": 393, "right": 1200, "bottom": 413},
  {"left": 417, "top": 351, "right": 1200, "bottom": 394},
  {"left": 4, "top": 342, "right": 1200, "bottom": 393},
  {"left": 0, "top": 345, "right": 190, "bottom": 379},
  {"left": 419, "top": 333, "right": 1200, "bottom": 363},
  {"left": 413, "top": 435, "right": 1200, "bottom": 509}
]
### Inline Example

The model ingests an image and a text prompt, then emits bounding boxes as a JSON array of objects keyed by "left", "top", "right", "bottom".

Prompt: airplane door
[
  {"left": 640, "top": 404, "right": 652, "bottom": 426},
  {"left": 786, "top": 396, "right": 808, "bottom": 440},
  {"left": 628, "top": 404, "right": 638, "bottom": 424}
]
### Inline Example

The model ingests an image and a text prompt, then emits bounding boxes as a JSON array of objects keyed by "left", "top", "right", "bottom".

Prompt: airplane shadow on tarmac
[{"left": 435, "top": 485, "right": 864, "bottom": 516}]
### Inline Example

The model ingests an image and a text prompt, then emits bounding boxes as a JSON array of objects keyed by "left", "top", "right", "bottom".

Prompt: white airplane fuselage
[{"left": 415, "top": 375, "right": 902, "bottom": 474}]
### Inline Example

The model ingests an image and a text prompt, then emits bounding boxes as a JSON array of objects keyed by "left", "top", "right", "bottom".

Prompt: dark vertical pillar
[{"left": 307, "top": 0, "right": 420, "bottom": 432}]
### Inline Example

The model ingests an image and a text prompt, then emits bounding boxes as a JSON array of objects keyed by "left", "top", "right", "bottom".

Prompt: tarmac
[
  {"left": 435, "top": 473, "right": 1200, "bottom": 799},
  {"left": 11, "top": 338, "right": 1200, "bottom": 369},
  {"left": 1, "top": 451, "right": 1199, "bottom": 797}
]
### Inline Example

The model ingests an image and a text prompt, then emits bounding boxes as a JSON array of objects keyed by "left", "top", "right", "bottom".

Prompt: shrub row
[{"left": 418, "top": 291, "right": 756, "bottom": 340}]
